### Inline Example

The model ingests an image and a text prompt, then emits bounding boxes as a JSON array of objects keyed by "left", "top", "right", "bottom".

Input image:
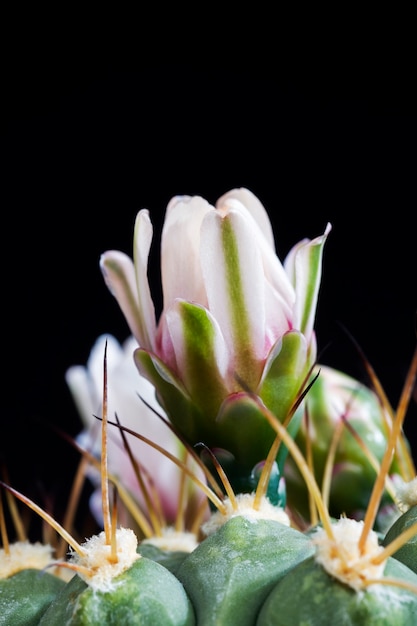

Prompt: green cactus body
[
  {"left": 257, "top": 553, "right": 417, "bottom": 625},
  {"left": 176, "top": 515, "right": 314, "bottom": 626},
  {"left": 137, "top": 543, "right": 190, "bottom": 575},
  {"left": 383, "top": 505, "right": 417, "bottom": 574},
  {"left": 38, "top": 556, "right": 195, "bottom": 625},
  {"left": 0, "top": 569, "right": 66, "bottom": 626},
  {"left": 285, "top": 365, "right": 413, "bottom": 528}
]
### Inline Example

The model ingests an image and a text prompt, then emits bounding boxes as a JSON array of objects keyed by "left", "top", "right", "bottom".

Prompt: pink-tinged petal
[
  {"left": 99, "top": 250, "right": 152, "bottom": 350},
  {"left": 216, "top": 187, "right": 276, "bottom": 248},
  {"left": 217, "top": 192, "right": 296, "bottom": 309},
  {"left": 261, "top": 243, "right": 296, "bottom": 309},
  {"left": 132, "top": 209, "right": 157, "bottom": 350},
  {"left": 263, "top": 281, "right": 294, "bottom": 353},
  {"left": 160, "top": 195, "right": 212, "bottom": 309},
  {"left": 100, "top": 212, "right": 157, "bottom": 352},
  {"left": 283, "top": 222, "right": 331, "bottom": 342},
  {"left": 200, "top": 208, "right": 266, "bottom": 387},
  {"left": 155, "top": 310, "right": 178, "bottom": 373}
]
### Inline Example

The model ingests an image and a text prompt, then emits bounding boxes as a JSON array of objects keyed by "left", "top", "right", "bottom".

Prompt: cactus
[
  {"left": 257, "top": 553, "right": 417, "bottom": 625},
  {"left": 176, "top": 514, "right": 314, "bottom": 626},
  {"left": 382, "top": 500, "right": 417, "bottom": 574},
  {"left": 38, "top": 545, "right": 195, "bottom": 626},
  {"left": 2, "top": 188, "right": 417, "bottom": 625},
  {"left": 0, "top": 569, "right": 65, "bottom": 626}
]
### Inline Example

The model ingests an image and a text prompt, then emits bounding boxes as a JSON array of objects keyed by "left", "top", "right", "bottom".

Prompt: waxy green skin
[
  {"left": 0, "top": 569, "right": 65, "bottom": 626},
  {"left": 176, "top": 515, "right": 315, "bottom": 626},
  {"left": 257, "top": 554, "right": 417, "bottom": 625},
  {"left": 38, "top": 556, "right": 195, "bottom": 626},
  {"left": 383, "top": 505, "right": 417, "bottom": 574}
]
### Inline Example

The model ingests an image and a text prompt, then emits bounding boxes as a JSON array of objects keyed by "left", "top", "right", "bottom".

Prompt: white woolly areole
[
  {"left": 69, "top": 528, "right": 140, "bottom": 591},
  {"left": 395, "top": 476, "right": 417, "bottom": 513},
  {"left": 201, "top": 493, "right": 290, "bottom": 537},
  {"left": 141, "top": 528, "right": 199, "bottom": 553},
  {"left": 0, "top": 541, "right": 54, "bottom": 578},
  {"left": 313, "top": 517, "right": 385, "bottom": 591}
]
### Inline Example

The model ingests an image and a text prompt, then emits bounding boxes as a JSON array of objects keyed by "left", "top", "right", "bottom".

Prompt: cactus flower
[
  {"left": 100, "top": 188, "right": 331, "bottom": 494},
  {"left": 285, "top": 364, "right": 414, "bottom": 530},
  {"left": 65, "top": 334, "right": 207, "bottom": 532}
]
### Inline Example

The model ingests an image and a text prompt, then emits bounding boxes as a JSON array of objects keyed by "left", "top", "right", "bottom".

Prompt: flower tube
[{"left": 100, "top": 188, "right": 331, "bottom": 495}]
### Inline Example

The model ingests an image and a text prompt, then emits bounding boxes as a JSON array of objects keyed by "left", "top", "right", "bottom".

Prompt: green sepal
[
  {"left": 134, "top": 348, "right": 204, "bottom": 443},
  {"left": 170, "top": 300, "right": 229, "bottom": 417},
  {"left": 286, "top": 222, "right": 331, "bottom": 340},
  {"left": 259, "top": 330, "right": 311, "bottom": 423},
  {"left": 215, "top": 391, "right": 301, "bottom": 495},
  {"left": 258, "top": 554, "right": 417, "bottom": 625},
  {"left": 257, "top": 330, "right": 310, "bottom": 475},
  {"left": 0, "top": 569, "right": 66, "bottom": 626},
  {"left": 39, "top": 557, "right": 195, "bottom": 625},
  {"left": 216, "top": 392, "right": 278, "bottom": 469},
  {"left": 176, "top": 515, "right": 314, "bottom": 626}
]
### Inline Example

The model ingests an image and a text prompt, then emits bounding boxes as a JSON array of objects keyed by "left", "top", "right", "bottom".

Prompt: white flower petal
[
  {"left": 217, "top": 191, "right": 296, "bottom": 309},
  {"left": 200, "top": 208, "right": 266, "bottom": 386},
  {"left": 216, "top": 187, "right": 275, "bottom": 248},
  {"left": 132, "top": 209, "right": 157, "bottom": 351},
  {"left": 99, "top": 250, "right": 149, "bottom": 348},
  {"left": 161, "top": 195, "right": 212, "bottom": 309}
]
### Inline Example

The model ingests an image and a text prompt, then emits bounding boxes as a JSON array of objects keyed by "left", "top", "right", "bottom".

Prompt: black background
[{"left": 2, "top": 45, "right": 416, "bottom": 535}]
